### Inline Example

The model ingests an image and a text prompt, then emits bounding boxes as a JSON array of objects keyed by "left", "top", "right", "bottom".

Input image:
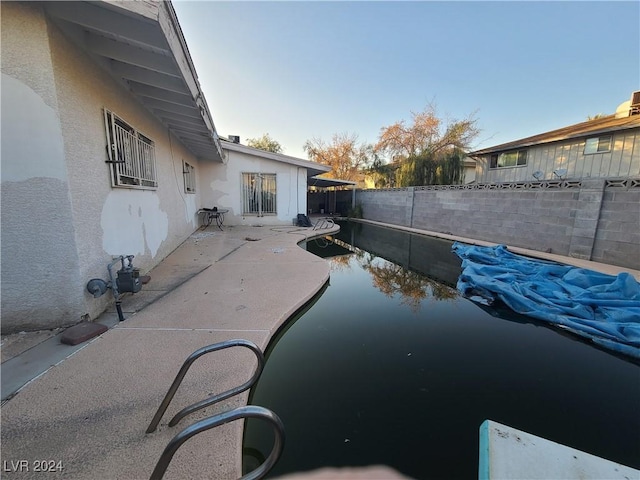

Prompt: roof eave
[
  {"left": 45, "top": 0, "right": 224, "bottom": 162},
  {"left": 221, "top": 141, "right": 331, "bottom": 177},
  {"left": 470, "top": 117, "right": 640, "bottom": 156}
]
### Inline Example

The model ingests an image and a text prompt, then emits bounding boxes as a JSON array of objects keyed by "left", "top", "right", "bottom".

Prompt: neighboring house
[
  {"left": 470, "top": 93, "right": 640, "bottom": 183},
  {"left": 463, "top": 157, "right": 476, "bottom": 184},
  {"left": 0, "top": 1, "right": 328, "bottom": 333}
]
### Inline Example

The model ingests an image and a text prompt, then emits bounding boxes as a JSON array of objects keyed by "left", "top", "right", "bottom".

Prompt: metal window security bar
[
  {"left": 104, "top": 109, "right": 157, "bottom": 188},
  {"left": 242, "top": 173, "right": 277, "bottom": 216},
  {"left": 183, "top": 161, "right": 196, "bottom": 193},
  {"left": 146, "top": 339, "right": 285, "bottom": 480}
]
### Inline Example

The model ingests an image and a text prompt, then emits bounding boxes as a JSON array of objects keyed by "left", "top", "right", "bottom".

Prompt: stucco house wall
[
  {"left": 200, "top": 146, "right": 310, "bottom": 226},
  {"left": 49, "top": 12, "right": 203, "bottom": 276},
  {"left": 474, "top": 128, "right": 640, "bottom": 184},
  {"left": 1, "top": 1, "right": 330, "bottom": 333},
  {"left": 1, "top": 3, "right": 207, "bottom": 333},
  {"left": 2, "top": 3, "right": 87, "bottom": 333}
]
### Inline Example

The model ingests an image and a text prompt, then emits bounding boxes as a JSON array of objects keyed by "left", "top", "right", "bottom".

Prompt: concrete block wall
[
  {"left": 357, "top": 189, "right": 413, "bottom": 227},
  {"left": 411, "top": 188, "right": 580, "bottom": 255},
  {"left": 568, "top": 179, "right": 606, "bottom": 260},
  {"left": 355, "top": 178, "right": 640, "bottom": 270},
  {"left": 593, "top": 188, "right": 640, "bottom": 267}
]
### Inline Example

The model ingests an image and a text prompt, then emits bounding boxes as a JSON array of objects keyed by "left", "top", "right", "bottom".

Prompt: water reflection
[
  {"left": 244, "top": 221, "right": 640, "bottom": 479},
  {"left": 306, "top": 222, "right": 461, "bottom": 312},
  {"left": 309, "top": 221, "right": 463, "bottom": 286},
  {"left": 363, "top": 254, "right": 457, "bottom": 312}
]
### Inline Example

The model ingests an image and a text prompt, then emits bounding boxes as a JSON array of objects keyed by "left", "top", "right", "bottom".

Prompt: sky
[{"left": 172, "top": 1, "right": 640, "bottom": 160}]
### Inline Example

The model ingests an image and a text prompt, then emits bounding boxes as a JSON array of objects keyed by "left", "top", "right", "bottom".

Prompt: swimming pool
[{"left": 243, "top": 221, "right": 640, "bottom": 479}]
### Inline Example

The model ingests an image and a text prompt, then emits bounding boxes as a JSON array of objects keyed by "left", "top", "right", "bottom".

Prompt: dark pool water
[{"left": 243, "top": 221, "right": 640, "bottom": 479}]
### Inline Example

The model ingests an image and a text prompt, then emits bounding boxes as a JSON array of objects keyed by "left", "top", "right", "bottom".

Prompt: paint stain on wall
[
  {"left": 1, "top": 73, "right": 66, "bottom": 182},
  {"left": 101, "top": 190, "right": 168, "bottom": 257},
  {"left": 184, "top": 193, "right": 198, "bottom": 226}
]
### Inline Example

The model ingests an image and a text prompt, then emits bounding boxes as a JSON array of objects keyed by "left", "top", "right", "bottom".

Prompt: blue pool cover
[{"left": 452, "top": 243, "right": 640, "bottom": 359}]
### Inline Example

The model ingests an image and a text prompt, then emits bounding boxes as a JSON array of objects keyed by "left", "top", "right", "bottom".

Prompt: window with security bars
[
  {"left": 104, "top": 109, "right": 157, "bottom": 189},
  {"left": 183, "top": 161, "right": 196, "bottom": 193},
  {"left": 242, "top": 173, "right": 277, "bottom": 216}
]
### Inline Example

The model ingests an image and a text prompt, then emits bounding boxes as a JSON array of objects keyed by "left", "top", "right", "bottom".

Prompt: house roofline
[
  {"left": 220, "top": 140, "right": 331, "bottom": 177},
  {"left": 470, "top": 114, "right": 640, "bottom": 156},
  {"left": 162, "top": 1, "right": 223, "bottom": 159}
]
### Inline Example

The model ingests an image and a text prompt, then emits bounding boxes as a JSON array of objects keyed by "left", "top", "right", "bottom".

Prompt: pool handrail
[
  {"left": 313, "top": 217, "right": 335, "bottom": 230},
  {"left": 149, "top": 405, "right": 285, "bottom": 480},
  {"left": 146, "top": 339, "right": 265, "bottom": 433}
]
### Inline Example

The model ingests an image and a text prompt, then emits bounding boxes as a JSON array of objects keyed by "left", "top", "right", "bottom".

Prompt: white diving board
[{"left": 479, "top": 420, "right": 639, "bottom": 480}]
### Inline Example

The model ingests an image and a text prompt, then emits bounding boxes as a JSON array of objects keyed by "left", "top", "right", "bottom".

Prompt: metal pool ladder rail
[
  {"left": 146, "top": 339, "right": 285, "bottom": 480},
  {"left": 313, "top": 217, "right": 335, "bottom": 230},
  {"left": 150, "top": 405, "right": 284, "bottom": 480},
  {"left": 147, "top": 339, "right": 265, "bottom": 432}
]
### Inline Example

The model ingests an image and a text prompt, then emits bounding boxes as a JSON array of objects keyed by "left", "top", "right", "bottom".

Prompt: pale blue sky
[{"left": 173, "top": 1, "right": 640, "bottom": 160}]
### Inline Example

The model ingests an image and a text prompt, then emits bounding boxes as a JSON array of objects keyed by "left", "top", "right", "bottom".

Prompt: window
[
  {"left": 489, "top": 150, "right": 527, "bottom": 169},
  {"left": 104, "top": 109, "right": 157, "bottom": 188},
  {"left": 584, "top": 135, "right": 612, "bottom": 155},
  {"left": 242, "top": 173, "right": 277, "bottom": 215},
  {"left": 183, "top": 161, "right": 196, "bottom": 193}
]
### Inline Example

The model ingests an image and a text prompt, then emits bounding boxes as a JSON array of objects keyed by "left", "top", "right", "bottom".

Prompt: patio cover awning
[{"left": 308, "top": 177, "right": 357, "bottom": 189}]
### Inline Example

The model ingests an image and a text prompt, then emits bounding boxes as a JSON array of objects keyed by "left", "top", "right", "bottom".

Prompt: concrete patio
[{"left": 1, "top": 223, "right": 338, "bottom": 479}]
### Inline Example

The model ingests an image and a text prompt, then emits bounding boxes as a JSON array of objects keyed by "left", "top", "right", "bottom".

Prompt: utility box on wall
[{"left": 116, "top": 265, "right": 141, "bottom": 294}]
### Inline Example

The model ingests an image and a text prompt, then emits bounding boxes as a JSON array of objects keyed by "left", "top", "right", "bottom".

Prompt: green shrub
[{"left": 348, "top": 203, "right": 363, "bottom": 219}]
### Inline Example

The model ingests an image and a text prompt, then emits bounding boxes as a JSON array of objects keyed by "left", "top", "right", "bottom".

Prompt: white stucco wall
[
  {"left": 1, "top": 3, "right": 87, "bottom": 333},
  {"left": 200, "top": 148, "right": 309, "bottom": 226},
  {"left": 49, "top": 10, "right": 208, "bottom": 322},
  {"left": 1, "top": 3, "right": 209, "bottom": 332}
]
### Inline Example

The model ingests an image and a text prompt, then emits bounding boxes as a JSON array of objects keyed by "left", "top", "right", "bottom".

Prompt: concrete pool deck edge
[{"left": 351, "top": 218, "right": 640, "bottom": 280}]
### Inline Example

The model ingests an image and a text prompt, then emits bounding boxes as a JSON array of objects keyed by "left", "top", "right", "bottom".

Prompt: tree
[
  {"left": 303, "top": 132, "right": 372, "bottom": 181},
  {"left": 375, "top": 103, "right": 479, "bottom": 159},
  {"left": 395, "top": 148, "right": 466, "bottom": 187},
  {"left": 367, "top": 156, "right": 399, "bottom": 188},
  {"left": 246, "top": 133, "right": 283, "bottom": 153},
  {"left": 587, "top": 113, "right": 605, "bottom": 121},
  {"left": 374, "top": 104, "right": 479, "bottom": 187}
]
